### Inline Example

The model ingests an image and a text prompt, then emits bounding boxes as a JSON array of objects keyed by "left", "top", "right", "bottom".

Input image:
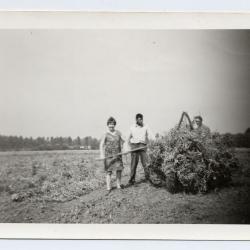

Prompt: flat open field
[{"left": 0, "top": 149, "right": 249, "bottom": 223}]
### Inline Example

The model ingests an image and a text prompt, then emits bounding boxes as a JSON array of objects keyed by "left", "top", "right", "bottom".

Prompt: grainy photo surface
[{"left": 0, "top": 30, "right": 249, "bottom": 224}]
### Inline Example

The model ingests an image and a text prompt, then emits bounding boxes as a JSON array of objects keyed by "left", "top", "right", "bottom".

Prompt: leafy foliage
[{"left": 148, "top": 123, "right": 240, "bottom": 194}]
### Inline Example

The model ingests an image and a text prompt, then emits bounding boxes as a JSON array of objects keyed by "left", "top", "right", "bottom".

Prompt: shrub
[{"left": 148, "top": 118, "right": 240, "bottom": 194}]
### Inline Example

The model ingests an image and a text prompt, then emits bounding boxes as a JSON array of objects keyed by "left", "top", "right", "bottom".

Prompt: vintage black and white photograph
[{"left": 0, "top": 28, "right": 249, "bottom": 225}]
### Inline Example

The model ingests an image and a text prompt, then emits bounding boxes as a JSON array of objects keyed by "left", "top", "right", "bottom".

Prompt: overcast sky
[{"left": 0, "top": 30, "right": 249, "bottom": 138}]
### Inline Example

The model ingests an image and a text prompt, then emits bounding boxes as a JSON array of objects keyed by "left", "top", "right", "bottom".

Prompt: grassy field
[{"left": 0, "top": 149, "right": 249, "bottom": 223}]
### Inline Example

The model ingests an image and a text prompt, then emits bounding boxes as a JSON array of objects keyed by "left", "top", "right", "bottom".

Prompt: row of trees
[
  {"left": 0, "top": 128, "right": 249, "bottom": 151},
  {"left": 0, "top": 135, "right": 100, "bottom": 151},
  {"left": 222, "top": 128, "right": 250, "bottom": 148}
]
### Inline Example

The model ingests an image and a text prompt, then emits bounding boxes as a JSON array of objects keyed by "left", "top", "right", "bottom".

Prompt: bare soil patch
[{"left": 0, "top": 149, "right": 249, "bottom": 223}]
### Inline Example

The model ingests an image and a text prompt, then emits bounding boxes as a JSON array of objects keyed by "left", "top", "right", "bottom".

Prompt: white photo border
[{"left": 0, "top": 11, "right": 249, "bottom": 240}]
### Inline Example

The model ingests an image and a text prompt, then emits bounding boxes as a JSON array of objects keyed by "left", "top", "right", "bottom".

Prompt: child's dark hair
[
  {"left": 107, "top": 117, "right": 116, "bottom": 126},
  {"left": 136, "top": 113, "right": 143, "bottom": 120}
]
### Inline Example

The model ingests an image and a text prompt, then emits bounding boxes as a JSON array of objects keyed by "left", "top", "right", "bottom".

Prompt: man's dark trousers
[{"left": 129, "top": 143, "right": 150, "bottom": 184}]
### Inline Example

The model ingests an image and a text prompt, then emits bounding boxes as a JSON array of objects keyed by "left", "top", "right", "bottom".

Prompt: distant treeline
[
  {"left": 0, "top": 128, "right": 249, "bottom": 151},
  {"left": 222, "top": 128, "right": 250, "bottom": 148},
  {"left": 0, "top": 135, "right": 100, "bottom": 151}
]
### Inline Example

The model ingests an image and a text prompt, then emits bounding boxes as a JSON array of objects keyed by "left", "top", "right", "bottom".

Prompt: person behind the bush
[
  {"left": 100, "top": 117, "right": 125, "bottom": 195},
  {"left": 192, "top": 115, "right": 211, "bottom": 140},
  {"left": 126, "top": 113, "right": 154, "bottom": 186}
]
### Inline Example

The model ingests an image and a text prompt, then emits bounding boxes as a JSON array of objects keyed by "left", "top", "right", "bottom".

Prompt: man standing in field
[{"left": 126, "top": 113, "right": 154, "bottom": 186}]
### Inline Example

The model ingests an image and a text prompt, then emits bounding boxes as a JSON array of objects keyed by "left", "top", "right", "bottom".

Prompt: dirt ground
[{"left": 0, "top": 149, "right": 249, "bottom": 224}]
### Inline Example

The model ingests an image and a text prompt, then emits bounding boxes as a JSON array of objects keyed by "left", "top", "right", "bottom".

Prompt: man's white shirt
[{"left": 128, "top": 124, "right": 154, "bottom": 145}]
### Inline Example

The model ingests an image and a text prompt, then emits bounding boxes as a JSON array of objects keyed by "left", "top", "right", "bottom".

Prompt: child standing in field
[{"left": 100, "top": 117, "right": 124, "bottom": 195}]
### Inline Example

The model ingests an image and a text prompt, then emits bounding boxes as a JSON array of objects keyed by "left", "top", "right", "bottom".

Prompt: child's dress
[{"left": 104, "top": 131, "right": 124, "bottom": 173}]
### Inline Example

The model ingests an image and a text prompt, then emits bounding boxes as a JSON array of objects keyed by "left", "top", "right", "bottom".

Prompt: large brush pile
[{"left": 147, "top": 113, "right": 240, "bottom": 194}]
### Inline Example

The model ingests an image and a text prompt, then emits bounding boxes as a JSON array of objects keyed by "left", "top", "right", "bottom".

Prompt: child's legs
[
  {"left": 106, "top": 171, "right": 112, "bottom": 190},
  {"left": 116, "top": 170, "right": 122, "bottom": 188}
]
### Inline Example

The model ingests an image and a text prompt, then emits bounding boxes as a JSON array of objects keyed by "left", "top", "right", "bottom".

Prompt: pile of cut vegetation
[{"left": 148, "top": 112, "right": 240, "bottom": 194}]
